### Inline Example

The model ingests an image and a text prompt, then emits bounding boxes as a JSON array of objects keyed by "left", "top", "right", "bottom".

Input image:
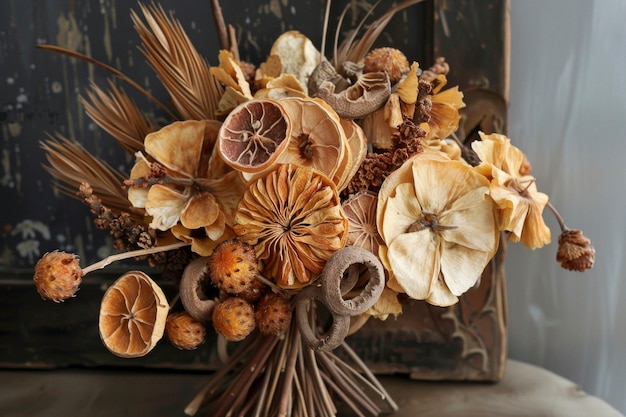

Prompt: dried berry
[
  {"left": 166, "top": 311, "right": 206, "bottom": 350},
  {"left": 212, "top": 297, "right": 256, "bottom": 341},
  {"left": 33, "top": 251, "right": 82, "bottom": 302},
  {"left": 256, "top": 293, "right": 292, "bottom": 336},
  {"left": 209, "top": 238, "right": 260, "bottom": 296}
]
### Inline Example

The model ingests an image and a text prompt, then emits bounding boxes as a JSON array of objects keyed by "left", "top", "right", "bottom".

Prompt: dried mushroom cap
[
  {"left": 315, "top": 71, "right": 391, "bottom": 119},
  {"left": 218, "top": 99, "right": 292, "bottom": 173},
  {"left": 99, "top": 271, "right": 169, "bottom": 358}
]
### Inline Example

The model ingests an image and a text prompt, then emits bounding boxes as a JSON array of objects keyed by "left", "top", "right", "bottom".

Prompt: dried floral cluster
[{"left": 32, "top": 1, "right": 595, "bottom": 416}]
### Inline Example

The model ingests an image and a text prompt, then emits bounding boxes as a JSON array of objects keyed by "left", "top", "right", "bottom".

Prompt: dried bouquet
[{"left": 32, "top": 0, "right": 595, "bottom": 416}]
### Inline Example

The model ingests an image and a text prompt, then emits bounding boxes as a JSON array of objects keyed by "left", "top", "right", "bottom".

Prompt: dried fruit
[
  {"left": 342, "top": 191, "right": 383, "bottom": 255},
  {"left": 212, "top": 297, "right": 256, "bottom": 342},
  {"left": 33, "top": 250, "right": 82, "bottom": 302},
  {"left": 255, "top": 293, "right": 292, "bottom": 336},
  {"left": 166, "top": 311, "right": 207, "bottom": 350},
  {"left": 99, "top": 271, "right": 169, "bottom": 358},
  {"left": 218, "top": 99, "right": 292, "bottom": 174}
]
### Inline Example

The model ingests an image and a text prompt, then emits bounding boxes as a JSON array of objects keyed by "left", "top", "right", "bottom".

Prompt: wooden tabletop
[{"left": 0, "top": 359, "right": 622, "bottom": 417}]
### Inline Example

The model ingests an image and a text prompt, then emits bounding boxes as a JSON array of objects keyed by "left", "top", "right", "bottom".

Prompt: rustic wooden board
[{"left": 0, "top": 0, "right": 510, "bottom": 381}]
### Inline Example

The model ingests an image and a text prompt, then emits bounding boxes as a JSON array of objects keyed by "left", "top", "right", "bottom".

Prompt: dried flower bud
[
  {"left": 166, "top": 311, "right": 206, "bottom": 350},
  {"left": 33, "top": 251, "right": 82, "bottom": 302},
  {"left": 557, "top": 229, "right": 595, "bottom": 272},
  {"left": 363, "top": 47, "right": 410, "bottom": 84},
  {"left": 256, "top": 293, "right": 292, "bottom": 337},
  {"left": 212, "top": 297, "right": 256, "bottom": 341},
  {"left": 209, "top": 238, "right": 260, "bottom": 296}
]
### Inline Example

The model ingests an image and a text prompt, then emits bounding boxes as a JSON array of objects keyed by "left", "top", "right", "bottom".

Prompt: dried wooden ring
[
  {"left": 179, "top": 256, "right": 216, "bottom": 322},
  {"left": 321, "top": 246, "right": 385, "bottom": 317},
  {"left": 295, "top": 285, "right": 350, "bottom": 352}
]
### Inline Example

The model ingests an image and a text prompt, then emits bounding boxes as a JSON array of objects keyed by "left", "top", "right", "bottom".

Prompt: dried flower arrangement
[{"left": 32, "top": 0, "right": 595, "bottom": 416}]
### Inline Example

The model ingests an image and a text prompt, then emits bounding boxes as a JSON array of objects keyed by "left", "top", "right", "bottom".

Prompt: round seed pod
[
  {"left": 212, "top": 297, "right": 256, "bottom": 342},
  {"left": 256, "top": 293, "right": 292, "bottom": 337},
  {"left": 166, "top": 311, "right": 207, "bottom": 350},
  {"left": 363, "top": 47, "right": 410, "bottom": 84},
  {"left": 33, "top": 251, "right": 82, "bottom": 302},
  {"left": 209, "top": 238, "right": 260, "bottom": 296}
]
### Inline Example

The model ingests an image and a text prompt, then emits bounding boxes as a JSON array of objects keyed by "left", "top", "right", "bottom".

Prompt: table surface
[{"left": 0, "top": 359, "right": 622, "bottom": 417}]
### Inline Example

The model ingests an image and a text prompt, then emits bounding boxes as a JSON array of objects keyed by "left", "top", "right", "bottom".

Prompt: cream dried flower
[
  {"left": 234, "top": 164, "right": 348, "bottom": 288},
  {"left": 472, "top": 132, "right": 551, "bottom": 249},
  {"left": 377, "top": 153, "right": 499, "bottom": 306}
]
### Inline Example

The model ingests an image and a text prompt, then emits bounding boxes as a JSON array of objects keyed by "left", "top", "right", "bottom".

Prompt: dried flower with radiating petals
[
  {"left": 234, "top": 164, "right": 348, "bottom": 288},
  {"left": 557, "top": 229, "right": 595, "bottom": 272},
  {"left": 342, "top": 191, "right": 383, "bottom": 255},
  {"left": 377, "top": 153, "right": 499, "bottom": 306},
  {"left": 472, "top": 132, "right": 551, "bottom": 249},
  {"left": 127, "top": 120, "right": 244, "bottom": 249},
  {"left": 423, "top": 74, "right": 465, "bottom": 141}
]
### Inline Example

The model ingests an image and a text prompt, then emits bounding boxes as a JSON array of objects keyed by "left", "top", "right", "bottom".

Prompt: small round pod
[
  {"left": 255, "top": 293, "right": 292, "bottom": 337},
  {"left": 212, "top": 296, "right": 256, "bottom": 342},
  {"left": 33, "top": 250, "right": 82, "bottom": 302},
  {"left": 166, "top": 311, "right": 207, "bottom": 350},
  {"left": 363, "top": 47, "right": 410, "bottom": 84}
]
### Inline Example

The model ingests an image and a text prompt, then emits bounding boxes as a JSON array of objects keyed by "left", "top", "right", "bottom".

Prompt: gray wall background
[{"left": 507, "top": 0, "right": 626, "bottom": 413}]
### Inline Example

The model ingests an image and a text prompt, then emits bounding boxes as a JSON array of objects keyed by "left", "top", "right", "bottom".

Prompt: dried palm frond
[
  {"left": 332, "top": 0, "right": 425, "bottom": 70},
  {"left": 132, "top": 3, "right": 225, "bottom": 121},
  {"left": 41, "top": 134, "right": 132, "bottom": 215},
  {"left": 82, "top": 80, "right": 157, "bottom": 155},
  {"left": 37, "top": 44, "right": 176, "bottom": 120}
]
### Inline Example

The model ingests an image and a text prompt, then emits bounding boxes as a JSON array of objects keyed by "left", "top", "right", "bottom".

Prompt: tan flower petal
[
  {"left": 145, "top": 184, "right": 189, "bottom": 230},
  {"left": 127, "top": 152, "right": 152, "bottom": 209},
  {"left": 367, "top": 287, "right": 403, "bottom": 320},
  {"left": 180, "top": 193, "right": 220, "bottom": 230},
  {"left": 424, "top": 273, "right": 459, "bottom": 307}
]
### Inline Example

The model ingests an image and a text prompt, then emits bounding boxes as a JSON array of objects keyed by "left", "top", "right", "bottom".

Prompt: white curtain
[{"left": 507, "top": 0, "right": 626, "bottom": 412}]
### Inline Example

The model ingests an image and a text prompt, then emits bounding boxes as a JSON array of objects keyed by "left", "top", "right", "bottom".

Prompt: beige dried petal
[{"left": 342, "top": 191, "right": 383, "bottom": 255}]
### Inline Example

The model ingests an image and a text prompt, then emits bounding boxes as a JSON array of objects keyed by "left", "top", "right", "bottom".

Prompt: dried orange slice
[
  {"left": 99, "top": 271, "right": 169, "bottom": 358},
  {"left": 276, "top": 97, "right": 346, "bottom": 181},
  {"left": 218, "top": 99, "right": 291, "bottom": 174}
]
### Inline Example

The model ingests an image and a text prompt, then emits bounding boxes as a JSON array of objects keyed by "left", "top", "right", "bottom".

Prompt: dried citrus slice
[
  {"left": 276, "top": 97, "right": 346, "bottom": 181},
  {"left": 99, "top": 271, "right": 169, "bottom": 358},
  {"left": 218, "top": 99, "right": 291, "bottom": 173}
]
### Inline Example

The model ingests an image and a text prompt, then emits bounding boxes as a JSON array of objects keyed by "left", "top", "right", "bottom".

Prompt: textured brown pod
[{"left": 98, "top": 271, "right": 169, "bottom": 358}]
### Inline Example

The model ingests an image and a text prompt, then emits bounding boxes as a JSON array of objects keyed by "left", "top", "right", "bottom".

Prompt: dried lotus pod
[
  {"left": 218, "top": 99, "right": 292, "bottom": 174},
  {"left": 99, "top": 271, "right": 169, "bottom": 358}
]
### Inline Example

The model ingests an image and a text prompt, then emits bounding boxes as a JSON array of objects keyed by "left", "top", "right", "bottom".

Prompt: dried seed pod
[
  {"left": 255, "top": 293, "right": 292, "bottom": 337},
  {"left": 166, "top": 311, "right": 206, "bottom": 350},
  {"left": 99, "top": 271, "right": 169, "bottom": 358},
  {"left": 212, "top": 297, "right": 256, "bottom": 341},
  {"left": 209, "top": 238, "right": 260, "bottom": 296},
  {"left": 363, "top": 47, "right": 410, "bottom": 84},
  {"left": 33, "top": 251, "right": 82, "bottom": 302}
]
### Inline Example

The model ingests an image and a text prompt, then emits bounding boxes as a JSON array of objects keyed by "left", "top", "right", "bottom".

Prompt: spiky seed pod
[
  {"left": 209, "top": 238, "right": 260, "bottom": 296},
  {"left": 255, "top": 293, "right": 292, "bottom": 337},
  {"left": 166, "top": 311, "right": 207, "bottom": 350},
  {"left": 363, "top": 47, "right": 410, "bottom": 84},
  {"left": 212, "top": 297, "right": 256, "bottom": 341},
  {"left": 33, "top": 251, "right": 82, "bottom": 302}
]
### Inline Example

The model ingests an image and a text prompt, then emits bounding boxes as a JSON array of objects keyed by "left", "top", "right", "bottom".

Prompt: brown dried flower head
[
  {"left": 166, "top": 311, "right": 206, "bottom": 350},
  {"left": 234, "top": 164, "right": 348, "bottom": 288},
  {"left": 212, "top": 297, "right": 256, "bottom": 342},
  {"left": 33, "top": 251, "right": 82, "bottom": 302},
  {"left": 557, "top": 229, "right": 595, "bottom": 272},
  {"left": 363, "top": 47, "right": 410, "bottom": 84}
]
